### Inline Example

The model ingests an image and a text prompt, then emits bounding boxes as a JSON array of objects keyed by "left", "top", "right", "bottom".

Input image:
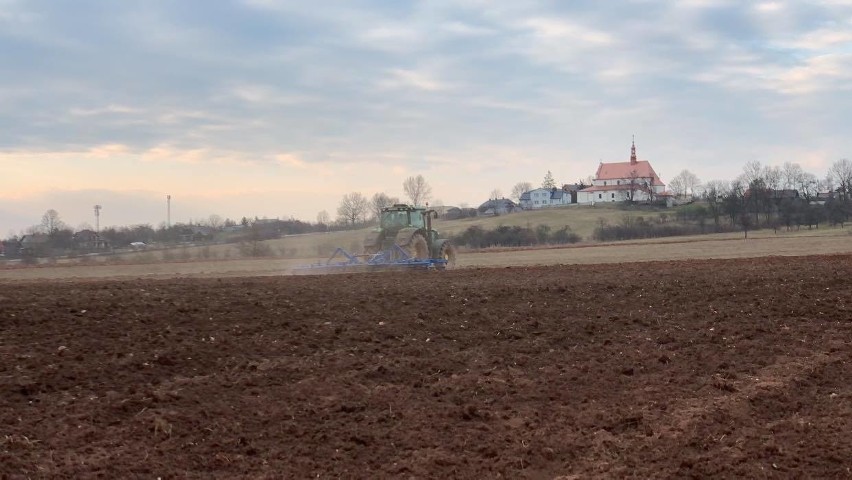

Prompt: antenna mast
[{"left": 93, "top": 204, "right": 102, "bottom": 235}]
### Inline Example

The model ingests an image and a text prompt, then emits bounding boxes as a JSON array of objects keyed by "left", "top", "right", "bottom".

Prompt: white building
[
  {"left": 519, "top": 188, "right": 572, "bottom": 209},
  {"left": 577, "top": 141, "right": 669, "bottom": 204}
]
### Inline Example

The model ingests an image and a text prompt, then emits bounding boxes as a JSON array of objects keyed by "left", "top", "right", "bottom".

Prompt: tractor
[
  {"left": 363, "top": 204, "right": 456, "bottom": 268},
  {"left": 292, "top": 204, "right": 457, "bottom": 274}
]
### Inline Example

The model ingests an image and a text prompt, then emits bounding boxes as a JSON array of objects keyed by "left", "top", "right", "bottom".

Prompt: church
[{"left": 577, "top": 140, "right": 669, "bottom": 204}]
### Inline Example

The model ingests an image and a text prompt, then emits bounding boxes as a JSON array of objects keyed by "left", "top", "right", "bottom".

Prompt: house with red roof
[{"left": 577, "top": 140, "right": 670, "bottom": 204}]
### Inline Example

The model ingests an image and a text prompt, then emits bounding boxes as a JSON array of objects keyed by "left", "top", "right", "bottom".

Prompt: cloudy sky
[{"left": 1, "top": 0, "right": 851, "bottom": 233}]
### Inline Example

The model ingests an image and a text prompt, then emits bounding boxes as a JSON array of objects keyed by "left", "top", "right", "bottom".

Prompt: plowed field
[{"left": 2, "top": 255, "right": 851, "bottom": 478}]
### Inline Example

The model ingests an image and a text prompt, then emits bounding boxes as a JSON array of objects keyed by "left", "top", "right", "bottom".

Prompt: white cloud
[
  {"left": 228, "top": 84, "right": 318, "bottom": 106},
  {"left": 69, "top": 105, "right": 142, "bottom": 116},
  {"left": 782, "top": 28, "right": 852, "bottom": 50},
  {"left": 773, "top": 53, "right": 852, "bottom": 94},
  {"left": 381, "top": 68, "right": 453, "bottom": 92},
  {"left": 440, "top": 21, "right": 496, "bottom": 37},
  {"left": 755, "top": 2, "right": 785, "bottom": 13},
  {"left": 275, "top": 153, "right": 307, "bottom": 169},
  {"left": 361, "top": 25, "right": 424, "bottom": 46},
  {"left": 673, "top": 0, "right": 737, "bottom": 9},
  {"left": 518, "top": 17, "right": 615, "bottom": 45}
]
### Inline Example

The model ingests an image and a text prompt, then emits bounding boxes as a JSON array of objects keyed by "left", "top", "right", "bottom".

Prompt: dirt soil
[{"left": 2, "top": 255, "right": 851, "bottom": 478}]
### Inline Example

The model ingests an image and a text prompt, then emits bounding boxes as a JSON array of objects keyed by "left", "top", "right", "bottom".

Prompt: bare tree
[
  {"left": 823, "top": 174, "right": 836, "bottom": 194},
  {"left": 798, "top": 173, "right": 819, "bottom": 202},
  {"left": 782, "top": 162, "right": 805, "bottom": 190},
  {"left": 669, "top": 170, "right": 700, "bottom": 197},
  {"left": 668, "top": 175, "right": 686, "bottom": 197},
  {"left": 542, "top": 171, "right": 556, "bottom": 189},
  {"left": 828, "top": 158, "right": 852, "bottom": 200},
  {"left": 739, "top": 211, "right": 753, "bottom": 239},
  {"left": 682, "top": 170, "right": 701, "bottom": 197},
  {"left": 337, "top": 192, "right": 369, "bottom": 226},
  {"left": 316, "top": 210, "right": 330, "bottom": 225},
  {"left": 510, "top": 182, "right": 533, "bottom": 201},
  {"left": 720, "top": 179, "right": 747, "bottom": 227},
  {"left": 403, "top": 175, "right": 432, "bottom": 206},
  {"left": 490, "top": 189, "right": 503, "bottom": 200},
  {"left": 742, "top": 160, "right": 764, "bottom": 185},
  {"left": 370, "top": 192, "right": 399, "bottom": 220},
  {"left": 207, "top": 214, "right": 223, "bottom": 229},
  {"left": 703, "top": 180, "right": 729, "bottom": 227},
  {"left": 41, "top": 209, "right": 65, "bottom": 235},
  {"left": 626, "top": 170, "right": 640, "bottom": 202},
  {"left": 763, "top": 165, "right": 782, "bottom": 192}
]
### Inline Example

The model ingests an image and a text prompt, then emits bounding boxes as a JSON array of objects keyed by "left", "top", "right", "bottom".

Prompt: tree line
[
  {"left": 333, "top": 174, "right": 434, "bottom": 226},
  {"left": 1, "top": 210, "right": 334, "bottom": 259}
]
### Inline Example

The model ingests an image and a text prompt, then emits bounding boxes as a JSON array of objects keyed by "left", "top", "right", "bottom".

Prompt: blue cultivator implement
[{"left": 292, "top": 244, "right": 448, "bottom": 275}]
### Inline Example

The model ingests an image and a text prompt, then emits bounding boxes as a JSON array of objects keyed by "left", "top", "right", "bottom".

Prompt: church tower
[{"left": 630, "top": 136, "right": 637, "bottom": 165}]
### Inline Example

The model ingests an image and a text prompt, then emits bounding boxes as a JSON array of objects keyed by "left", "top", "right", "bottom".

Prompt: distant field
[
  {"left": 254, "top": 204, "right": 637, "bottom": 258},
  {"left": 83, "top": 204, "right": 653, "bottom": 264},
  {"left": 2, "top": 227, "right": 849, "bottom": 281},
  {"left": 463, "top": 228, "right": 852, "bottom": 267}
]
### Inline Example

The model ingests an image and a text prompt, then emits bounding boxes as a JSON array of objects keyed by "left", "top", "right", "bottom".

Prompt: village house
[
  {"left": 577, "top": 140, "right": 669, "bottom": 204},
  {"left": 443, "top": 207, "right": 478, "bottom": 220},
  {"left": 519, "top": 187, "right": 573, "bottom": 209},
  {"left": 73, "top": 229, "right": 110, "bottom": 250},
  {"left": 19, "top": 233, "right": 51, "bottom": 257},
  {"left": 477, "top": 198, "right": 518, "bottom": 216}
]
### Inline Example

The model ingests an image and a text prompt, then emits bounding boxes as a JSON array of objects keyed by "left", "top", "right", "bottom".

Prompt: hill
[
  {"left": 259, "top": 204, "right": 638, "bottom": 259},
  {"left": 46, "top": 203, "right": 711, "bottom": 265}
]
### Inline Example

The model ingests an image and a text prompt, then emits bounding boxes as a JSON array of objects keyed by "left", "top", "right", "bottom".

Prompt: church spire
[{"left": 630, "top": 135, "right": 637, "bottom": 165}]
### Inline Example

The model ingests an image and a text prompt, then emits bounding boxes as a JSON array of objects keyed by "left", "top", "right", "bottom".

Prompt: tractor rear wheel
[
  {"left": 407, "top": 233, "right": 429, "bottom": 260},
  {"left": 439, "top": 242, "right": 457, "bottom": 269}
]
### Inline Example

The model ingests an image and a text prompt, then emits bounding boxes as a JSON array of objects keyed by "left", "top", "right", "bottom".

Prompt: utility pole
[{"left": 167, "top": 195, "right": 171, "bottom": 228}]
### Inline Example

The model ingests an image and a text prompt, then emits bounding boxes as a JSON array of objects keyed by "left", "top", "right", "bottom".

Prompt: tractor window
[
  {"left": 383, "top": 211, "right": 407, "bottom": 228},
  {"left": 409, "top": 212, "right": 425, "bottom": 229}
]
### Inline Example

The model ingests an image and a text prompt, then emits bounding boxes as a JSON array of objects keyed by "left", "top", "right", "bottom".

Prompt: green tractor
[{"left": 363, "top": 204, "right": 457, "bottom": 268}]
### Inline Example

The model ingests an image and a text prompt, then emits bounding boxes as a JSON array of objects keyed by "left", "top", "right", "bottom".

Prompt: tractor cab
[
  {"left": 380, "top": 204, "right": 427, "bottom": 232},
  {"left": 364, "top": 203, "right": 452, "bottom": 261}
]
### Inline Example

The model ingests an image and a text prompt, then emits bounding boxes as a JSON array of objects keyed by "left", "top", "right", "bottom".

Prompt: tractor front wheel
[{"left": 407, "top": 234, "right": 429, "bottom": 260}]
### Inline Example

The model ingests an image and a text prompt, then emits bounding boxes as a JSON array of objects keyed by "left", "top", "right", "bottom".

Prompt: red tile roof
[{"left": 594, "top": 160, "right": 665, "bottom": 186}]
